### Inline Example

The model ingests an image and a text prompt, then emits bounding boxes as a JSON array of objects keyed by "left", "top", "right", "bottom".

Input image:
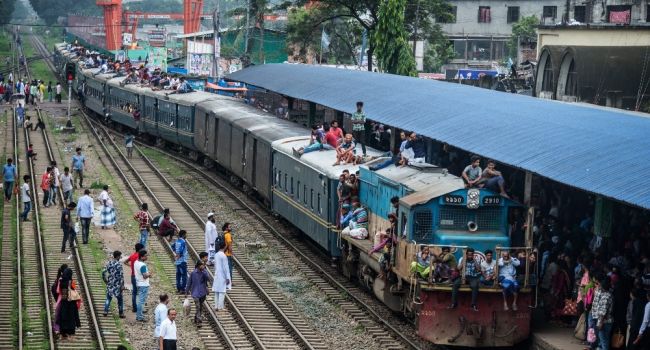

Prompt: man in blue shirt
[
  {"left": 450, "top": 247, "right": 481, "bottom": 312},
  {"left": 185, "top": 261, "right": 209, "bottom": 324},
  {"left": 71, "top": 147, "right": 85, "bottom": 188},
  {"left": 76, "top": 189, "right": 94, "bottom": 244},
  {"left": 175, "top": 230, "right": 189, "bottom": 293},
  {"left": 403, "top": 132, "right": 426, "bottom": 165},
  {"left": 16, "top": 103, "right": 24, "bottom": 125},
  {"left": 3, "top": 158, "right": 17, "bottom": 201}
]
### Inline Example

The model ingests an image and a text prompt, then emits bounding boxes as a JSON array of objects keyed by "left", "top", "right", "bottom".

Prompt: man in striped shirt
[{"left": 341, "top": 200, "right": 368, "bottom": 239}]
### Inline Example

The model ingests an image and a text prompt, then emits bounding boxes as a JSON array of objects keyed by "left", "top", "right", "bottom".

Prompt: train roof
[
  {"left": 272, "top": 137, "right": 384, "bottom": 179},
  {"left": 196, "top": 99, "right": 307, "bottom": 143},
  {"left": 360, "top": 159, "right": 466, "bottom": 208}
]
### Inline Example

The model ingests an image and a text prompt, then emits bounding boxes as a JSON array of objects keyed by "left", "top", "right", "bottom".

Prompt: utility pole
[
  {"left": 413, "top": 0, "right": 420, "bottom": 57},
  {"left": 213, "top": 5, "right": 221, "bottom": 79},
  {"left": 244, "top": 0, "right": 250, "bottom": 54}
]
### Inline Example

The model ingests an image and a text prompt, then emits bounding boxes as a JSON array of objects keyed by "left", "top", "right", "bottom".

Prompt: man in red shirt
[
  {"left": 324, "top": 120, "right": 343, "bottom": 149},
  {"left": 122, "top": 243, "right": 144, "bottom": 312}
]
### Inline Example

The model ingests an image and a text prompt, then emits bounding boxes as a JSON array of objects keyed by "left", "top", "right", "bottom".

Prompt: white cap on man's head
[{"left": 207, "top": 212, "right": 215, "bottom": 219}]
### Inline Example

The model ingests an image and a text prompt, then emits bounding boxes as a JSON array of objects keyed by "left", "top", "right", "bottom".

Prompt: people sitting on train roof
[
  {"left": 167, "top": 77, "right": 194, "bottom": 95},
  {"left": 499, "top": 250, "right": 521, "bottom": 311},
  {"left": 333, "top": 134, "right": 356, "bottom": 166},
  {"left": 462, "top": 155, "right": 483, "bottom": 188},
  {"left": 398, "top": 131, "right": 413, "bottom": 166},
  {"left": 340, "top": 203, "right": 353, "bottom": 228},
  {"left": 450, "top": 248, "right": 481, "bottom": 312},
  {"left": 401, "top": 132, "right": 426, "bottom": 166},
  {"left": 292, "top": 124, "right": 328, "bottom": 158},
  {"left": 324, "top": 120, "right": 343, "bottom": 148},
  {"left": 481, "top": 249, "right": 496, "bottom": 286},
  {"left": 410, "top": 246, "right": 432, "bottom": 280},
  {"left": 120, "top": 69, "right": 139, "bottom": 87},
  {"left": 341, "top": 200, "right": 368, "bottom": 239},
  {"left": 481, "top": 160, "right": 510, "bottom": 198},
  {"left": 432, "top": 246, "right": 457, "bottom": 282}
]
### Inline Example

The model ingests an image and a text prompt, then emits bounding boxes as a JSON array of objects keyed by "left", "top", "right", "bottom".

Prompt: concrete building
[
  {"left": 535, "top": 1, "right": 650, "bottom": 110},
  {"left": 437, "top": 0, "right": 567, "bottom": 70},
  {"left": 437, "top": 0, "right": 650, "bottom": 72}
]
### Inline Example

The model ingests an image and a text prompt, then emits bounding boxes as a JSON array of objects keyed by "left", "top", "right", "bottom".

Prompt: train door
[
  {"left": 211, "top": 115, "right": 219, "bottom": 159},
  {"left": 243, "top": 136, "right": 256, "bottom": 188},
  {"left": 202, "top": 112, "right": 209, "bottom": 152}
]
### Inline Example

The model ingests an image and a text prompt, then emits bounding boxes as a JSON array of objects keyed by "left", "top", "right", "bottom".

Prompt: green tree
[
  {"left": 373, "top": 0, "right": 415, "bottom": 76},
  {"left": 422, "top": 27, "right": 453, "bottom": 72},
  {"left": 1, "top": 0, "right": 16, "bottom": 23},
  {"left": 29, "top": 0, "right": 99, "bottom": 25},
  {"left": 507, "top": 15, "right": 539, "bottom": 62},
  {"left": 288, "top": 0, "right": 450, "bottom": 71}
]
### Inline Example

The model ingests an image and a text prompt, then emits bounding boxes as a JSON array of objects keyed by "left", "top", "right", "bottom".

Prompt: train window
[
  {"left": 284, "top": 174, "right": 288, "bottom": 193},
  {"left": 277, "top": 171, "right": 281, "bottom": 188},
  {"left": 297, "top": 181, "right": 300, "bottom": 199},
  {"left": 400, "top": 213, "right": 408, "bottom": 237},
  {"left": 317, "top": 193, "right": 321, "bottom": 214},
  {"left": 413, "top": 210, "right": 433, "bottom": 241},
  {"left": 203, "top": 114, "right": 209, "bottom": 149},
  {"left": 303, "top": 185, "right": 307, "bottom": 204},
  {"left": 310, "top": 189, "right": 314, "bottom": 210},
  {"left": 290, "top": 177, "right": 294, "bottom": 195}
]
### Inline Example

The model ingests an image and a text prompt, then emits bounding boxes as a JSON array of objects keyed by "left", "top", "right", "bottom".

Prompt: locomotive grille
[
  {"left": 439, "top": 206, "right": 502, "bottom": 232},
  {"left": 413, "top": 210, "right": 433, "bottom": 241}
]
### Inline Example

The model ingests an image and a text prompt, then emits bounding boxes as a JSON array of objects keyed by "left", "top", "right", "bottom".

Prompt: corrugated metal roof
[{"left": 228, "top": 64, "right": 650, "bottom": 209}]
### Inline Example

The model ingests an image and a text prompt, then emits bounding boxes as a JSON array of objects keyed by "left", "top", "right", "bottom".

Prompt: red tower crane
[{"left": 96, "top": 0, "right": 205, "bottom": 51}]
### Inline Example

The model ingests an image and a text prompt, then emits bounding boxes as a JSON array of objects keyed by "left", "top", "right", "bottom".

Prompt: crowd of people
[
  {"left": 0, "top": 68, "right": 63, "bottom": 105},
  {"left": 65, "top": 42, "right": 193, "bottom": 94}
]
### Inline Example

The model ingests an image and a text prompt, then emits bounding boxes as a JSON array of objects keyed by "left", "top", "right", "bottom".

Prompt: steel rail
[{"left": 24, "top": 33, "right": 105, "bottom": 350}]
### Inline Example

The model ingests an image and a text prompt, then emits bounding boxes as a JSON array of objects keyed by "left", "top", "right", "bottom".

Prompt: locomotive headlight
[{"left": 467, "top": 189, "right": 480, "bottom": 209}]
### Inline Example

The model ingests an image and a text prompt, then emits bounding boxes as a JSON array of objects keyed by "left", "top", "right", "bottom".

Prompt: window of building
[
  {"left": 507, "top": 6, "right": 520, "bottom": 23},
  {"left": 478, "top": 6, "right": 491, "bottom": 23},
  {"left": 574, "top": 6, "right": 586, "bottom": 23},
  {"left": 542, "top": 59, "right": 554, "bottom": 92},
  {"left": 608, "top": 5, "right": 631, "bottom": 24},
  {"left": 491, "top": 41, "right": 506, "bottom": 61},
  {"left": 467, "top": 40, "right": 491, "bottom": 61},
  {"left": 437, "top": 6, "right": 456, "bottom": 23},
  {"left": 565, "top": 59, "right": 578, "bottom": 97},
  {"left": 453, "top": 40, "right": 466, "bottom": 60},
  {"left": 543, "top": 6, "right": 557, "bottom": 19}
]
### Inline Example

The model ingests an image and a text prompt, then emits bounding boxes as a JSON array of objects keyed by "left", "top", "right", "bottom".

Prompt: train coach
[{"left": 53, "top": 43, "right": 534, "bottom": 347}]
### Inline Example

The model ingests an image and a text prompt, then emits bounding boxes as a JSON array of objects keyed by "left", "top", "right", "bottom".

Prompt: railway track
[
  {"left": 83, "top": 104, "right": 326, "bottom": 349},
  {"left": 33, "top": 33, "right": 422, "bottom": 350},
  {"left": 122, "top": 135, "right": 424, "bottom": 350},
  {"left": 0, "top": 34, "right": 23, "bottom": 349},
  {"left": 20, "top": 32, "right": 117, "bottom": 349}
]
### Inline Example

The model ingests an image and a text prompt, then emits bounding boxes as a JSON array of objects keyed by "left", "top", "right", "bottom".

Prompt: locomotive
[{"left": 54, "top": 43, "right": 533, "bottom": 347}]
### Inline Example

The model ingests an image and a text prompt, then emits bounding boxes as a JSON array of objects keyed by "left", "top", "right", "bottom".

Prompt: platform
[{"left": 531, "top": 322, "right": 586, "bottom": 350}]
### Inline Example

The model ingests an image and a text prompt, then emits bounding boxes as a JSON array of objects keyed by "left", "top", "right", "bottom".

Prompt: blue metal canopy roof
[{"left": 228, "top": 64, "right": 650, "bottom": 209}]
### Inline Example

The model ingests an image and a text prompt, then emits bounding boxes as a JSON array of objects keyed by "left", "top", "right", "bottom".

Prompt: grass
[
  {"left": 139, "top": 147, "right": 185, "bottom": 178},
  {"left": 20, "top": 31, "right": 67, "bottom": 99}
]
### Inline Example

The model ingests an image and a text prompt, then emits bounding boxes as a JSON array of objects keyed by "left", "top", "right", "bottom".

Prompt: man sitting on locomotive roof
[
  {"left": 499, "top": 250, "right": 521, "bottom": 311},
  {"left": 410, "top": 245, "right": 432, "bottom": 280},
  {"left": 432, "top": 246, "right": 457, "bottom": 282},
  {"left": 292, "top": 124, "right": 326, "bottom": 158},
  {"left": 333, "top": 134, "right": 356, "bottom": 166},
  {"left": 341, "top": 200, "right": 368, "bottom": 239},
  {"left": 450, "top": 248, "right": 481, "bottom": 312},
  {"left": 481, "top": 160, "right": 510, "bottom": 198},
  {"left": 462, "top": 155, "right": 483, "bottom": 188},
  {"left": 402, "top": 132, "right": 426, "bottom": 165}
]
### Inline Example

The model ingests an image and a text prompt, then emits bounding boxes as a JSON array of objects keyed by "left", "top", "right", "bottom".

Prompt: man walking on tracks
[
  {"left": 60, "top": 201, "right": 77, "bottom": 253},
  {"left": 212, "top": 241, "right": 231, "bottom": 312},
  {"left": 123, "top": 243, "right": 144, "bottom": 313},
  {"left": 103, "top": 250, "right": 126, "bottom": 318},
  {"left": 55, "top": 82, "right": 62, "bottom": 104},
  {"left": 3, "top": 157, "right": 17, "bottom": 201},
  {"left": 175, "top": 230, "right": 189, "bottom": 294},
  {"left": 71, "top": 147, "right": 85, "bottom": 189},
  {"left": 204, "top": 212, "right": 218, "bottom": 266},
  {"left": 186, "top": 261, "right": 209, "bottom": 325},
  {"left": 20, "top": 175, "right": 32, "bottom": 222},
  {"left": 134, "top": 203, "right": 151, "bottom": 247},
  {"left": 159, "top": 308, "right": 178, "bottom": 350},
  {"left": 135, "top": 249, "right": 152, "bottom": 322},
  {"left": 76, "top": 189, "right": 94, "bottom": 244},
  {"left": 125, "top": 133, "right": 134, "bottom": 158}
]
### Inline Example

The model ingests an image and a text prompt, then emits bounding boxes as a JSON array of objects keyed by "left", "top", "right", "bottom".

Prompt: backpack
[
  {"left": 214, "top": 233, "right": 225, "bottom": 251},
  {"left": 151, "top": 214, "right": 162, "bottom": 230}
]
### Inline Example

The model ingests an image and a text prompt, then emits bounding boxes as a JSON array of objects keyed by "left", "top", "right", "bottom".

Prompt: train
[{"left": 53, "top": 42, "right": 534, "bottom": 347}]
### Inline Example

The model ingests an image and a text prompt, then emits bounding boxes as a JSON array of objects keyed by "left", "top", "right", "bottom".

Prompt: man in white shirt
[
  {"left": 498, "top": 251, "right": 521, "bottom": 311},
  {"left": 159, "top": 308, "right": 178, "bottom": 350},
  {"left": 50, "top": 160, "right": 60, "bottom": 205},
  {"left": 55, "top": 83, "right": 62, "bottom": 103},
  {"left": 480, "top": 249, "right": 496, "bottom": 287},
  {"left": 633, "top": 291, "right": 650, "bottom": 347},
  {"left": 20, "top": 175, "right": 31, "bottom": 221},
  {"left": 153, "top": 294, "right": 169, "bottom": 340},
  {"left": 205, "top": 212, "right": 218, "bottom": 266},
  {"left": 212, "top": 242, "right": 231, "bottom": 311},
  {"left": 134, "top": 250, "right": 152, "bottom": 321}
]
